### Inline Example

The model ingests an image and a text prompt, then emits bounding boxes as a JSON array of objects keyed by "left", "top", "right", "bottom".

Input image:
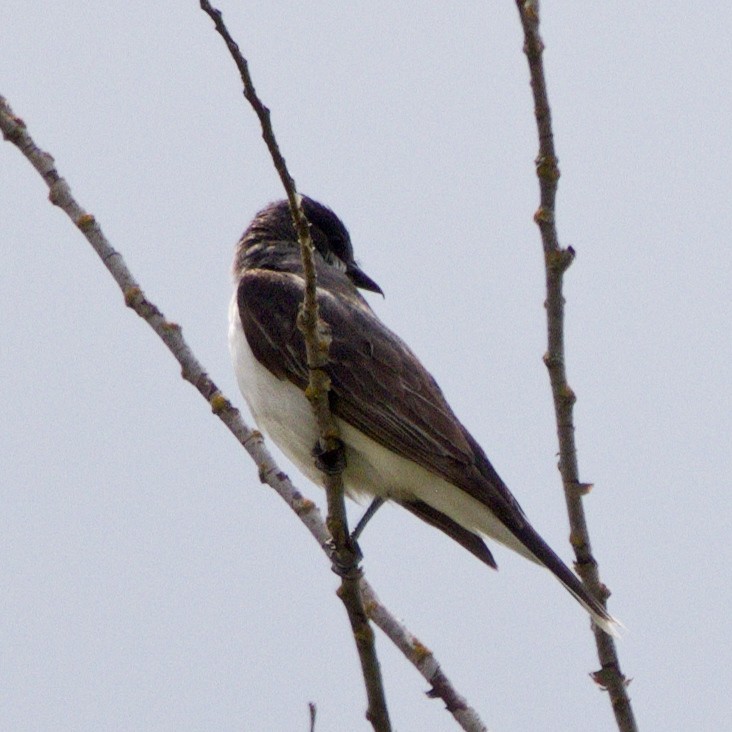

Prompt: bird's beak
[{"left": 347, "top": 265, "right": 384, "bottom": 295}]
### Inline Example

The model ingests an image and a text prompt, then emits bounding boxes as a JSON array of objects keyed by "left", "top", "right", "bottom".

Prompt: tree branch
[
  {"left": 361, "top": 582, "right": 489, "bottom": 732},
  {"left": 197, "top": 3, "right": 391, "bottom": 729},
  {"left": 513, "top": 3, "right": 638, "bottom": 731},
  {"left": 1, "top": 85, "right": 489, "bottom": 731}
]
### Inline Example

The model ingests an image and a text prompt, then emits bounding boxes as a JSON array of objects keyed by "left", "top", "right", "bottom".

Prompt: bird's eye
[{"left": 324, "top": 250, "right": 348, "bottom": 272}]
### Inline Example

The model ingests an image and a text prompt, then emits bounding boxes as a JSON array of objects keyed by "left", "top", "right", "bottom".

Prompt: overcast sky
[{"left": 2, "top": 3, "right": 730, "bottom": 731}]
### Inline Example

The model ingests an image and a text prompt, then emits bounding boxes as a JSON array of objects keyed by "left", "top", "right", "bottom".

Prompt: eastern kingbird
[{"left": 229, "top": 197, "right": 617, "bottom": 636}]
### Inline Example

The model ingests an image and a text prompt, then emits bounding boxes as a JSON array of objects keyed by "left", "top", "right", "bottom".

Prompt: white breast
[{"left": 228, "top": 292, "right": 323, "bottom": 484}]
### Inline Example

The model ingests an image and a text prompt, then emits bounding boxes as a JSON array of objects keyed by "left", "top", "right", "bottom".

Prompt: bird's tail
[{"left": 514, "top": 524, "right": 621, "bottom": 637}]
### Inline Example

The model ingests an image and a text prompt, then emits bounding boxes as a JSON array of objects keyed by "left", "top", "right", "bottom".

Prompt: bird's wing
[{"left": 237, "top": 266, "right": 528, "bottom": 533}]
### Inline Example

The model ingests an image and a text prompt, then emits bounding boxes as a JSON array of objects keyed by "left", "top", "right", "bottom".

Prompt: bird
[{"left": 228, "top": 196, "right": 618, "bottom": 636}]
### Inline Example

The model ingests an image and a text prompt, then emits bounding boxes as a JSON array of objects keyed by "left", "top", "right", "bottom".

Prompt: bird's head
[{"left": 235, "top": 197, "right": 383, "bottom": 295}]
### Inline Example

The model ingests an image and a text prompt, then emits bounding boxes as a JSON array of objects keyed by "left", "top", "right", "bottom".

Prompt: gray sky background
[{"left": 2, "top": 3, "right": 730, "bottom": 731}]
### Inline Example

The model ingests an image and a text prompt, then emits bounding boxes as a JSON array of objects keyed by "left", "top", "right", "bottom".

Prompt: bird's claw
[{"left": 312, "top": 438, "right": 346, "bottom": 475}]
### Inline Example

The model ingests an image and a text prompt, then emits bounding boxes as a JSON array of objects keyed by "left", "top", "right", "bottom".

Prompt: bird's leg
[{"left": 351, "top": 497, "right": 385, "bottom": 542}]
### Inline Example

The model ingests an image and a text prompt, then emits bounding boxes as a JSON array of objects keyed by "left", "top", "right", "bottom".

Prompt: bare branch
[
  {"left": 0, "top": 94, "right": 329, "bottom": 552},
  {"left": 513, "top": 3, "right": 638, "bottom": 731},
  {"left": 361, "top": 581, "right": 490, "bottom": 732},
  {"left": 198, "top": 3, "right": 390, "bottom": 728}
]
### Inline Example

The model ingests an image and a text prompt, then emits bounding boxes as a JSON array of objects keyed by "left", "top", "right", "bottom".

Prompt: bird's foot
[
  {"left": 312, "top": 438, "right": 346, "bottom": 475},
  {"left": 326, "top": 535, "right": 363, "bottom": 577}
]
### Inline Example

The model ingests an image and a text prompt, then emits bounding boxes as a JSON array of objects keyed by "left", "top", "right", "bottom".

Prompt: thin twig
[
  {"left": 513, "top": 3, "right": 638, "bottom": 731},
  {"left": 361, "top": 582, "right": 490, "bottom": 732},
  {"left": 308, "top": 702, "right": 317, "bottom": 732},
  {"left": 1, "top": 90, "right": 489, "bottom": 732},
  {"left": 197, "top": 3, "right": 391, "bottom": 729}
]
